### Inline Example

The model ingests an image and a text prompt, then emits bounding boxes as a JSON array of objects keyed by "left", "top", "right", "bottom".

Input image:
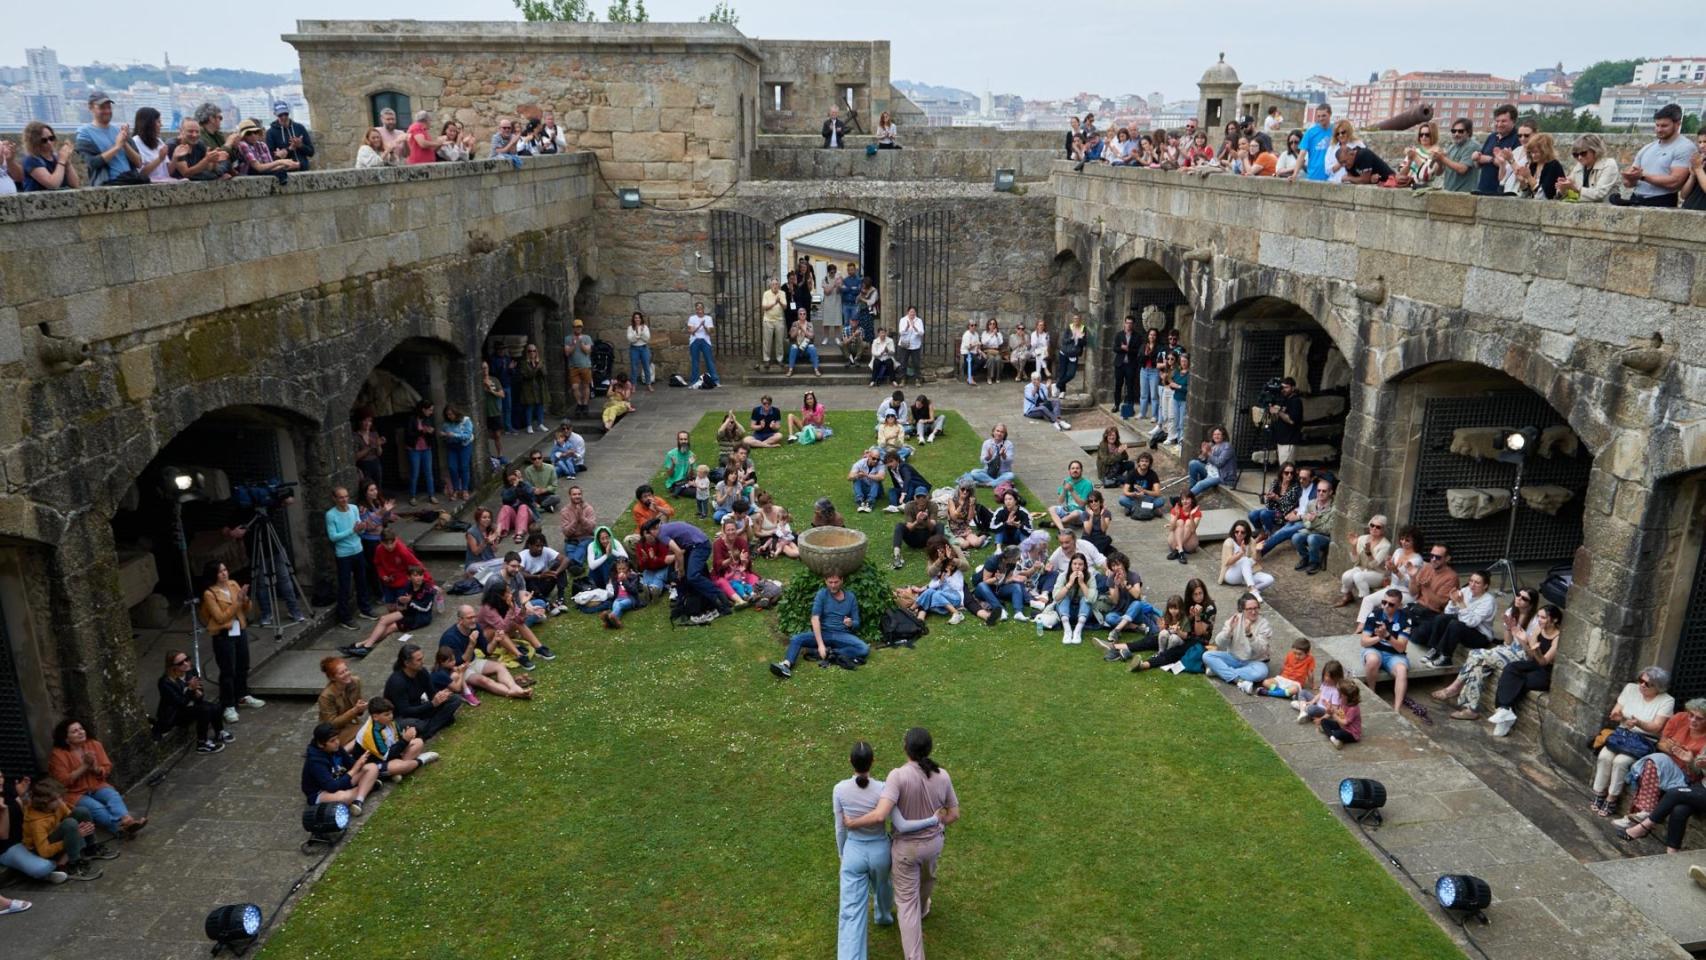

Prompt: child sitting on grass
[
  {"left": 1295, "top": 660, "right": 1345, "bottom": 722},
  {"left": 1320, "top": 681, "right": 1362, "bottom": 750},
  {"left": 1256, "top": 637, "right": 1316, "bottom": 698},
  {"left": 711, "top": 473, "right": 743, "bottom": 523}
]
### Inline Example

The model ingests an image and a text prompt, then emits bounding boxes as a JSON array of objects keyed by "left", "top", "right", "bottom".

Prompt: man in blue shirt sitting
[
  {"left": 771, "top": 573, "right": 869, "bottom": 678},
  {"left": 1360, "top": 588, "right": 1413, "bottom": 709}
]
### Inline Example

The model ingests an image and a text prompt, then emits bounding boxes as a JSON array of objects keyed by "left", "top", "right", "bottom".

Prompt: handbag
[{"left": 1605, "top": 726, "right": 1656, "bottom": 759}]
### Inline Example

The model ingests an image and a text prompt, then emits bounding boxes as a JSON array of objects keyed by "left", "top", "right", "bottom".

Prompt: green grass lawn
[{"left": 259, "top": 411, "right": 1460, "bottom": 960}]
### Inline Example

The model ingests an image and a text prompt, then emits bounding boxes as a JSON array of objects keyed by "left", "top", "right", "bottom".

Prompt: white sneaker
[
  {"left": 884, "top": 504, "right": 902, "bottom": 513},
  {"left": 1328, "top": 737, "right": 1344, "bottom": 750},
  {"left": 222, "top": 707, "right": 239, "bottom": 725},
  {"left": 1237, "top": 680, "right": 1255, "bottom": 695},
  {"left": 1013, "top": 611, "right": 1030, "bottom": 622},
  {"left": 999, "top": 609, "right": 1010, "bottom": 621},
  {"left": 948, "top": 610, "right": 965, "bottom": 625},
  {"left": 238, "top": 695, "right": 266, "bottom": 709},
  {"left": 418, "top": 751, "right": 440, "bottom": 766},
  {"left": 1296, "top": 710, "right": 1311, "bottom": 724},
  {"left": 397, "top": 633, "right": 413, "bottom": 645},
  {"left": 1059, "top": 420, "right": 1071, "bottom": 430}
]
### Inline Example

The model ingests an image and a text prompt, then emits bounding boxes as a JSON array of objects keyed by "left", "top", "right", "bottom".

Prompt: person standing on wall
[
  {"left": 822, "top": 106, "right": 848, "bottom": 149},
  {"left": 1267, "top": 377, "right": 1304, "bottom": 466},
  {"left": 843, "top": 727, "right": 961, "bottom": 960},
  {"left": 687, "top": 301, "right": 719, "bottom": 387},
  {"left": 564, "top": 319, "right": 594, "bottom": 420}
]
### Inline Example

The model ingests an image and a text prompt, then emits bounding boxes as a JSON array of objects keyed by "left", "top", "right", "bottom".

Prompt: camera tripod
[{"left": 243, "top": 506, "right": 307, "bottom": 642}]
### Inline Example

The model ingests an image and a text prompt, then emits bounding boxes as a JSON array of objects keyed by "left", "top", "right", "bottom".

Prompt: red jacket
[
  {"left": 633, "top": 538, "right": 671, "bottom": 573},
  {"left": 374, "top": 541, "right": 431, "bottom": 589}
]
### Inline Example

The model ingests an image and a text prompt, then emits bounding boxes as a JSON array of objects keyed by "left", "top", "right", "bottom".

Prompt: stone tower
[{"left": 1196, "top": 52, "right": 1240, "bottom": 131}]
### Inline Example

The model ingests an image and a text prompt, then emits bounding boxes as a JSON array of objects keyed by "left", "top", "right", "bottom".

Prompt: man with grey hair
[
  {"left": 405, "top": 111, "right": 442, "bottom": 165},
  {"left": 193, "top": 102, "right": 232, "bottom": 178},
  {"left": 821, "top": 106, "right": 847, "bottom": 149},
  {"left": 760, "top": 276, "right": 787, "bottom": 367},
  {"left": 491, "top": 117, "right": 522, "bottom": 157}
]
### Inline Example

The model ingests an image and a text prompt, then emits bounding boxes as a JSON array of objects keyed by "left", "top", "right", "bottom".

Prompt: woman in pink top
[
  {"left": 786, "top": 390, "right": 829, "bottom": 440},
  {"left": 844, "top": 727, "right": 961, "bottom": 960}
]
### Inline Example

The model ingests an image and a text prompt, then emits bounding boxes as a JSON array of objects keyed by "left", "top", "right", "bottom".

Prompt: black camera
[
  {"left": 232, "top": 479, "right": 296, "bottom": 511},
  {"left": 523, "top": 117, "right": 542, "bottom": 134},
  {"left": 1256, "top": 376, "right": 1285, "bottom": 407}
]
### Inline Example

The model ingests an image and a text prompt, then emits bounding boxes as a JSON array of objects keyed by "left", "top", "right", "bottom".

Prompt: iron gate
[
  {"left": 1229, "top": 328, "right": 1344, "bottom": 467},
  {"left": 892, "top": 209, "right": 952, "bottom": 365},
  {"left": 710, "top": 210, "right": 768, "bottom": 356},
  {"left": 1406, "top": 394, "right": 1591, "bottom": 569},
  {"left": 0, "top": 591, "right": 38, "bottom": 779},
  {"left": 1671, "top": 537, "right": 1706, "bottom": 703}
]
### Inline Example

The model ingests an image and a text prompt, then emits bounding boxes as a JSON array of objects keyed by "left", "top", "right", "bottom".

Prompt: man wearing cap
[
  {"left": 75, "top": 91, "right": 139, "bottom": 187},
  {"left": 265, "top": 101, "right": 315, "bottom": 172},
  {"left": 564, "top": 319, "right": 594, "bottom": 419}
]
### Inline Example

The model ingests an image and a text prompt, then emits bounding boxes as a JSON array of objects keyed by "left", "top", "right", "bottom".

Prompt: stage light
[
  {"left": 301, "top": 802, "right": 350, "bottom": 852},
  {"left": 1435, "top": 873, "right": 1493, "bottom": 921},
  {"left": 1504, "top": 431, "right": 1525, "bottom": 452},
  {"left": 1339, "top": 777, "right": 1387, "bottom": 825},
  {"left": 993, "top": 168, "right": 1016, "bottom": 192},
  {"left": 205, "top": 903, "right": 263, "bottom": 955},
  {"left": 618, "top": 187, "right": 642, "bottom": 209},
  {"left": 160, "top": 466, "right": 205, "bottom": 501}
]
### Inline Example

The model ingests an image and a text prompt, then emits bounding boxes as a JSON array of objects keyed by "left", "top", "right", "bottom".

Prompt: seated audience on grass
[
  {"left": 520, "top": 534, "right": 572, "bottom": 608},
  {"left": 1337, "top": 515, "right": 1392, "bottom": 607},
  {"left": 1360, "top": 589, "right": 1413, "bottom": 709},
  {"left": 1118, "top": 452, "right": 1166, "bottom": 521},
  {"left": 810, "top": 497, "right": 846, "bottom": 529},
  {"left": 153, "top": 649, "right": 230, "bottom": 753},
  {"left": 1289, "top": 478, "right": 1338, "bottom": 575},
  {"left": 1256, "top": 637, "right": 1316, "bottom": 699},
  {"left": 1591, "top": 667, "right": 1677, "bottom": 816},
  {"left": 585, "top": 526, "right": 629, "bottom": 590},
  {"left": 1320, "top": 682, "right": 1363, "bottom": 749},
  {"left": 787, "top": 391, "right": 829, "bottom": 441},
  {"left": 631, "top": 521, "right": 674, "bottom": 590},
  {"left": 22, "top": 777, "right": 106, "bottom": 881},
  {"left": 1080, "top": 490, "right": 1114, "bottom": 556},
  {"left": 1049, "top": 461, "right": 1093, "bottom": 530},
  {"left": 1165, "top": 490, "right": 1203, "bottom": 563},
  {"left": 750, "top": 395, "right": 786, "bottom": 447},
  {"left": 1614, "top": 698, "right": 1706, "bottom": 829},
  {"left": 910, "top": 395, "right": 944, "bottom": 443},
  {"left": 943, "top": 483, "right": 988, "bottom": 551},
  {"left": 990, "top": 489, "right": 1033, "bottom": 548},
  {"left": 850, "top": 447, "right": 888, "bottom": 513},
  {"left": 898, "top": 536, "right": 969, "bottom": 624},
  {"left": 3, "top": 771, "right": 69, "bottom": 887},
  {"left": 710, "top": 519, "right": 753, "bottom": 602},
  {"left": 1096, "top": 553, "right": 1158, "bottom": 658},
  {"left": 1044, "top": 529, "right": 1106, "bottom": 591},
  {"left": 771, "top": 572, "right": 869, "bottom": 679},
  {"left": 1219, "top": 519, "right": 1273, "bottom": 600},
  {"left": 49, "top": 719, "right": 145, "bottom": 839},
  {"left": 437, "top": 606, "right": 533, "bottom": 699},
  {"left": 1296, "top": 659, "right": 1346, "bottom": 722},
  {"left": 710, "top": 474, "right": 744, "bottom": 523},
  {"left": 655, "top": 518, "right": 733, "bottom": 616},
  {"left": 876, "top": 390, "right": 909, "bottom": 429},
  {"left": 1415, "top": 569, "right": 1496, "bottom": 667},
  {"left": 300, "top": 722, "right": 377, "bottom": 817},
  {"left": 483, "top": 578, "right": 557, "bottom": 660},
  {"left": 1023, "top": 372, "right": 1069, "bottom": 430},
  {"left": 877, "top": 412, "right": 914, "bottom": 462},
  {"left": 725, "top": 445, "right": 759, "bottom": 495},
  {"left": 317, "top": 656, "right": 369, "bottom": 744},
  {"left": 1016, "top": 530, "right": 1051, "bottom": 590},
  {"left": 338, "top": 565, "right": 437, "bottom": 658},
  {"left": 350, "top": 697, "right": 439, "bottom": 781},
  {"left": 1186, "top": 426, "right": 1237, "bottom": 496},
  {"left": 1050, "top": 553, "right": 1099, "bottom": 645},
  {"left": 890, "top": 493, "right": 944, "bottom": 569},
  {"left": 751, "top": 489, "right": 801, "bottom": 560},
  {"left": 1128, "top": 594, "right": 1201, "bottom": 673},
  {"left": 1095, "top": 427, "right": 1131, "bottom": 488},
  {"left": 559, "top": 486, "right": 599, "bottom": 559},
  {"left": 1204, "top": 593, "right": 1273, "bottom": 690},
  {"left": 382, "top": 643, "right": 463, "bottom": 741},
  {"left": 595, "top": 557, "right": 649, "bottom": 628},
  {"left": 961, "top": 424, "right": 1016, "bottom": 488},
  {"left": 663, "top": 431, "right": 698, "bottom": 496},
  {"left": 974, "top": 545, "right": 1030, "bottom": 624},
  {"left": 462, "top": 506, "right": 501, "bottom": 577}
]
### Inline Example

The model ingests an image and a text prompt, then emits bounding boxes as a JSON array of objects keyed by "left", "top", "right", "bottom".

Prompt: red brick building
[{"left": 1347, "top": 69, "right": 1522, "bottom": 130}]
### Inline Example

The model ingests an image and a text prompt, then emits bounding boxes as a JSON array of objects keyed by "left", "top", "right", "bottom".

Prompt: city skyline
[{"left": 5, "top": 0, "right": 1688, "bottom": 105}]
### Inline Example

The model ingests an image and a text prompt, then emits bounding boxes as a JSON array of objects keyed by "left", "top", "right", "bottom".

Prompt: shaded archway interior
[
  {"left": 1215, "top": 296, "right": 1348, "bottom": 470},
  {"left": 353, "top": 337, "right": 468, "bottom": 495}
]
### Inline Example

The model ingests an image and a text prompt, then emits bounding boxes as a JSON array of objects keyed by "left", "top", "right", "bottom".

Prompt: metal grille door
[
  {"left": 0, "top": 592, "right": 39, "bottom": 777},
  {"left": 1230, "top": 330, "right": 1289, "bottom": 464},
  {"left": 1405, "top": 394, "right": 1591, "bottom": 569},
  {"left": 1672, "top": 538, "right": 1706, "bottom": 703},
  {"left": 710, "top": 210, "right": 768, "bottom": 356},
  {"left": 893, "top": 209, "right": 952, "bottom": 364}
]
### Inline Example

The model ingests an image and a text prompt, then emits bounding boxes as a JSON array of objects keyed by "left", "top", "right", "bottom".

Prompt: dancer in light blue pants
[{"left": 833, "top": 742, "right": 939, "bottom": 960}]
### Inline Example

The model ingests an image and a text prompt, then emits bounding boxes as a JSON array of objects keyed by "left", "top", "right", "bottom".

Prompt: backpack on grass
[{"left": 880, "top": 608, "right": 927, "bottom": 648}]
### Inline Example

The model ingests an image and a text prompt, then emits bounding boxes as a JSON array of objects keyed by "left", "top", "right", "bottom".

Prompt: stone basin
[{"left": 796, "top": 526, "right": 869, "bottom": 577}]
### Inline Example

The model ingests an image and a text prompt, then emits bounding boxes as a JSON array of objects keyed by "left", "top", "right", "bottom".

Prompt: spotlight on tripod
[
  {"left": 1486, "top": 426, "right": 1539, "bottom": 595},
  {"left": 1435, "top": 873, "right": 1493, "bottom": 924},
  {"left": 160, "top": 467, "right": 209, "bottom": 675},
  {"left": 204, "top": 902, "right": 263, "bottom": 956},
  {"left": 301, "top": 801, "right": 350, "bottom": 853},
  {"left": 1339, "top": 777, "right": 1387, "bottom": 826}
]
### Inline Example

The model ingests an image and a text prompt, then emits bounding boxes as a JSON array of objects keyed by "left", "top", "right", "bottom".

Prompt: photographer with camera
[{"left": 1266, "top": 377, "right": 1305, "bottom": 466}]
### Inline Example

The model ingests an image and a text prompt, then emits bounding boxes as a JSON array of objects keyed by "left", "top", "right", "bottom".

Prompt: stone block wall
[{"left": 754, "top": 39, "right": 920, "bottom": 134}]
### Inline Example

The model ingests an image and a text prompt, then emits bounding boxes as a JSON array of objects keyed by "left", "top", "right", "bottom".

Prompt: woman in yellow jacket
[
  {"left": 201, "top": 562, "right": 265, "bottom": 726},
  {"left": 22, "top": 777, "right": 108, "bottom": 880}
]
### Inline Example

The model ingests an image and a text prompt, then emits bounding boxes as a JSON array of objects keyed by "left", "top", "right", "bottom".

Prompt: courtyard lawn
[{"left": 258, "top": 411, "right": 1460, "bottom": 960}]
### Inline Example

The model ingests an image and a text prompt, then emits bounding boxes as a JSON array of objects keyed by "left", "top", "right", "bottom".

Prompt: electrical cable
[
  {"left": 585, "top": 151, "right": 743, "bottom": 212},
  {"left": 1351, "top": 816, "right": 1495, "bottom": 960}
]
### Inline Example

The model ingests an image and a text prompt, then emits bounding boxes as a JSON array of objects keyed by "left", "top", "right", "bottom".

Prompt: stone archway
[
  {"left": 1203, "top": 295, "right": 1350, "bottom": 474},
  {"left": 1100, "top": 256, "right": 1188, "bottom": 413}
]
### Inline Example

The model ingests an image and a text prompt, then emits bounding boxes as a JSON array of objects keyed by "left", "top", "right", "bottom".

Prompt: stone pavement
[{"left": 2, "top": 373, "right": 1690, "bottom": 958}]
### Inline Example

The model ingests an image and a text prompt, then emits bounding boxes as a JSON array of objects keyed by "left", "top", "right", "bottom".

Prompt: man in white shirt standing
[
  {"left": 897, "top": 307, "right": 925, "bottom": 386},
  {"left": 687, "top": 301, "right": 719, "bottom": 387}
]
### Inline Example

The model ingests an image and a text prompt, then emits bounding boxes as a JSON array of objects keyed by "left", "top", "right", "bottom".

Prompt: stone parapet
[{"left": 751, "top": 145, "right": 1058, "bottom": 183}]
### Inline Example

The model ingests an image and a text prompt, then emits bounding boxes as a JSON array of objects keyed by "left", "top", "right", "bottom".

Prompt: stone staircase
[{"left": 741, "top": 340, "right": 946, "bottom": 388}]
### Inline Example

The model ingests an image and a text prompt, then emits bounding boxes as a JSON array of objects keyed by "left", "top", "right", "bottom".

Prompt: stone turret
[{"left": 1196, "top": 53, "right": 1241, "bottom": 131}]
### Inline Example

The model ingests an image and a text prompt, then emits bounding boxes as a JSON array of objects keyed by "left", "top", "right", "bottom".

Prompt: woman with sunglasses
[
  {"left": 1562, "top": 134, "right": 1621, "bottom": 203},
  {"left": 1356, "top": 524, "right": 1424, "bottom": 625},
  {"left": 1335, "top": 514, "right": 1392, "bottom": 608},
  {"left": 153, "top": 649, "right": 232, "bottom": 753},
  {"left": 1401, "top": 122, "right": 1442, "bottom": 187},
  {"left": 1429, "top": 588, "right": 1540, "bottom": 717},
  {"left": 20, "top": 121, "right": 80, "bottom": 191},
  {"left": 1276, "top": 130, "right": 1303, "bottom": 179},
  {"left": 1588, "top": 667, "right": 1676, "bottom": 817}
]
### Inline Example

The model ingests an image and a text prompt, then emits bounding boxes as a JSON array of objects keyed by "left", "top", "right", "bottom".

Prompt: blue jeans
[
  {"left": 788, "top": 344, "right": 821, "bottom": 372},
  {"left": 640, "top": 567, "right": 671, "bottom": 590},
  {"left": 841, "top": 299, "right": 860, "bottom": 328},
  {"left": 1249, "top": 507, "right": 1280, "bottom": 535},
  {"left": 1139, "top": 367, "right": 1160, "bottom": 419},
  {"left": 629, "top": 344, "right": 653, "bottom": 385},
  {"left": 960, "top": 469, "right": 1014, "bottom": 488},
  {"left": 888, "top": 480, "right": 929, "bottom": 506},
  {"left": 1295, "top": 532, "right": 1331, "bottom": 567},
  {"left": 1203, "top": 651, "right": 1270, "bottom": 684},
  {"left": 852, "top": 477, "right": 883, "bottom": 505},
  {"left": 1186, "top": 460, "right": 1221, "bottom": 496},
  {"left": 1058, "top": 353, "right": 1079, "bottom": 390},
  {"left": 689, "top": 340, "right": 719, "bottom": 384},
  {"left": 524, "top": 403, "right": 544, "bottom": 430},
  {"left": 554, "top": 457, "right": 578, "bottom": 479},
  {"left": 611, "top": 596, "right": 637, "bottom": 620},
  {"left": 445, "top": 442, "right": 473, "bottom": 493},
  {"left": 499, "top": 386, "right": 515, "bottom": 431},
  {"left": 785, "top": 629, "right": 870, "bottom": 664},
  {"left": 963, "top": 354, "right": 978, "bottom": 382},
  {"left": 976, "top": 581, "right": 1027, "bottom": 615},
  {"left": 1120, "top": 493, "right": 1166, "bottom": 516},
  {"left": 917, "top": 586, "right": 963, "bottom": 613},
  {"left": 1173, "top": 394, "right": 1186, "bottom": 438},
  {"left": 1056, "top": 595, "right": 1092, "bottom": 624},
  {"left": 680, "top": 542, "right": 725, "bottom": 610},
  {"left": 1108, "top": 599, "right": 1160, "bottom": 631},
  {"left": 76, "top": 786, "right": 131, "bottom": 833},
  {"left": 1261, "top": 521, "right": 1305, "bottom": 557},
  {"left": 0, "top": 841, "right": 58, "bottom": 879},
  {"left": 407, "top": 448, "right": 435, "bottom": 497},
  {"left": 838, "top": 832, "right": 895, "bottom": 960},
  {"left": 335, "top": 552, "right": 374, "bottom": 623}
]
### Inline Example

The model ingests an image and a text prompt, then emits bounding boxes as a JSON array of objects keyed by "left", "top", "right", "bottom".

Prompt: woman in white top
[
  {"left": 868, "top": 328, "right": 897, "bottom": 387},
  {"left": 874, "top": 111, "right": 900, "bottom": 150},
  {"left": 0, "top": 138, "right": 19, "bottom": 194},
  {"left": 625, "top": 310, "right": 653, "bottom": 392},
  {"left": 958, "top": 320, "right": 981, "bottom": 387},
  {"left": 1356, "top": 524, "right": 1423, "bottom": 626},
  {"left": 355, "top": 127, "right": 399, "bottom": 169},
  {"left": 1589, "top": 667, "right": 1677, "bottom": 816},
  {"left": 130, "top": 108, "right": 177, "bottom": 184},
  {"left": 1336, "top": 514, "right": 1392, "bottom": 608},
  {"left": 1218, "top": 520, "right": 1274, "bottom": 602},
  {"left": 1006, "top": 323, "right": 1031, "bottom": 382},
  {"left": 1029, "top": 319, "right": 1051, "bottom": 378},
  {"left": 435, "top": 120, "right": 476, "bottom": 162},
  {"left": 832, "top": 741, "right": 937, "bottom": 960},
  {"left": 1325, "top": 120, "right": 1363, "bottom": 184},
  {"left": 1275, "top": 130, "right": 1302, "bottom": 179},
  {"left": 978, "top": 319, "right": 1005, "bottom": 385}
]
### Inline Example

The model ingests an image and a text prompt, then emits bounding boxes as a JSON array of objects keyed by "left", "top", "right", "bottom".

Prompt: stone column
[
  {"left": 1325, "top": 365, "right": 1394, "bottom": 572},
  {"left": 1184, "top": 276, "right": 1228, "bottom": 448}
]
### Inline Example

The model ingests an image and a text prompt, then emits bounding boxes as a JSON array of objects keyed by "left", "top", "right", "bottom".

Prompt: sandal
[
  {"left": 1429, "top": 688, "right": 1455, "bottom": 702},
  {"left": 1450, "top": 708, "right": 1479, "bottom": 721},
  {"left": 1617, "top": 821, "right": 1652, "bottom": 841}
]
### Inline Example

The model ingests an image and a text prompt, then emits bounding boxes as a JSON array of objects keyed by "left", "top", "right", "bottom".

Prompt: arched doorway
[
  {"left": 484, "top": 295, "right": 566, "bottom": 428},
  {"left": 1215, "top": 296, "right": 1349, "bottom": 472},
  {"left": 350, "top": 338, "right": 465, "bottom": 497},
  {"left": 1104, "top": 257, "right": 1187, "bottom": 408},
  {"left": 1385, "top": 362, "right": 1592, "bottom": 573}
]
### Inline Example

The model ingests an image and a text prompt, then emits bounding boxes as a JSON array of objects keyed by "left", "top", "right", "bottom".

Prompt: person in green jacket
[
  {"left": 516, "top": 344, "right": 549, "bottom": 434},
  {"left": 663, "top": 431, "right": 698, "bottom": 498}
]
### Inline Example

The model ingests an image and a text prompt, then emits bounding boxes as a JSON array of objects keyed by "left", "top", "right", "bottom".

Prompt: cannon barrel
[{"left": 1372, "top": 104, "right": 1434, "bottom": 131}]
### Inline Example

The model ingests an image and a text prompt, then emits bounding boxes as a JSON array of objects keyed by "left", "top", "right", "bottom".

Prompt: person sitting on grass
[
  {"left": 22, "top": 778, "right": 109, "bottom": 882},
  {"left": 811, "top": 497, "right": 846, "bottom": 529},
  {"left": 1255, "top": 637, "right": 1316, "bottom": 699},
  {"left": 884, "top": 452, "right": 932, "bottom": 513},
  {"left": 1296, "top": 659, "right": 1346, "bottom": 723},
  {"left": 990, "top": 489, "right": 1033, "bottom": 548},
  {"left": 438, "top": 605, "right": 534, "bottom": 700},
  {"left": 944, "top": 483, "right": 990, "bottom": 552},
  {"left": 1080, "top": 490, "right": 1115, "bottom": 555},
  {"left": 299, "top": 722, "right": 378, "bottom": 818},
  {"left": 632, "top": 484, "right": 675, "bottom": 530},
  {"left": 520, "top": 535, "right": 572, "bottom": 612},
  {"left": 153, "top": 649, "right": 231, "bottom": 754},
  {"left": 974, "top": 545, "right": 1030, "bottom": 624},
  {"left": 750, "top": 489, "right": 801, "bottom": 560},
  {"left": 1165, "top": 490, "right": 1203, "bottom": 563},
  {"left": 770, "top": 572, "right": 870, "bottom": 679},
  {"left": 1320, "top": 681, "right": 1363, "bottom": 749},
  {"left": 710, "top": 472, "right": 744, "bottom": 524},
  {"left": 1049, "top": 460, "right": 1093, "bottom": 530},
  {"left": 877, "top": 412, "right": 914, "bottom": 462},
  {"left": 48, "top": 719, "right": 147, "bottom": 840},
  {"left": 383, "top": 642, "right": 463, "bottom": 740},
  {"left": 1360, "top": 588, "right": 1412, "bottom": 710},
  {"left": 585, "top": 526, "right": 630, "bottom": 591},
  {"left": 1050, "top": 553, "right": 1099, "bottom": 645},
  {"left": 787, "top": 391, "right": 830, "bottom": 442},
  {"left": 1205, "top": 593, "right": 1273, "bottom": 692},
  {"left": 711, "top": 518, "right": 755, "bottom": 607},
  {"left": 898, "top": 536, "right": 969, "bottom": 625},
  {"left": 595, "top": 556, "right": 648, "bottom": 629},
  {"left": 477, "top": 582, "right": 551, "bottom": 669},
  {"left": 749, "top": 395, "right": 786, "bottom": 447},
  {"left": 849, "top": 448, "right": 888, "bottom": 514},
  {"left": 350, "top": 697, "right": 439, "bottom": 782},
  {"left": 339, "top": 564, "right": 438, "bottom": 659},
  {"left": 1096, "top": 552, "right": 1159, "bottom": 658},
  {"left": 961, "top": 424, "right": 1016, "bottom": 488},
  {"left": 1129, "top": 594, "right": 1204, "bottom": 674},
  {"left": 910, "top": 394, "right": 945, "bottom": 443},
  {"left": 1042, "top": 529, "right": 1106, "bottom": 593},
  {"left": 663, "top": 431, "right": 698, "bottom": 497},
  {"left": 890, "top": 491, "right": 943, "bottom": 570}
]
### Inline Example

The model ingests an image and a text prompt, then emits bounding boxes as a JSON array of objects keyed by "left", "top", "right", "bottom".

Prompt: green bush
[{"left": 776, "top": 560, "right": 897, "bottom": 643}]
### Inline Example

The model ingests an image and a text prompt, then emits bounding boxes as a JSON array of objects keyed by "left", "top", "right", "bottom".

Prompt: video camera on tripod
[
  {"left": 226, "top": 477, "right": 305, "bottom": 637},
  {"left": 231, "top": 479, "right": 296, "bottom": 513}
]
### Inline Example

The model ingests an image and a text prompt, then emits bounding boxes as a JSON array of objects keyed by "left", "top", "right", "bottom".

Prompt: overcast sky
[{"left": 9, "top": 1, "right": 1675, "bottom": 100}]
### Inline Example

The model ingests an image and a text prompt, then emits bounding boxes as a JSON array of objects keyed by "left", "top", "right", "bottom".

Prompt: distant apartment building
[
  {"left": 1632, "top": 57, "right": 1706, "bottom": 86},
  {"left": 1347, "top": 69, "right": 1520, "bottom": 128},
  {"left": 1598, "top": 83, "right": 1706, "bottom": 126},
  {"left": 25, "top": 47, "right": 68, "bottom": 125}
]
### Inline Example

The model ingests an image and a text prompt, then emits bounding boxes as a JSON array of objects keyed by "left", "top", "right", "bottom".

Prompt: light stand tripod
[
  {"left": 243, "top": 505, "right": 306, "bottom": 642},
  {"left": 1486, "top": 427, "right": 1539, "bottom": 596},
  {"left": 170, "top": 496, "right": 207, "bottom": 676}
]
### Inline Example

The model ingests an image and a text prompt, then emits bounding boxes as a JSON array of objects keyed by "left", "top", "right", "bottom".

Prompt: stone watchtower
[{"left": 1196, "top": 53, "right": 1240, "bottom": 130}]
